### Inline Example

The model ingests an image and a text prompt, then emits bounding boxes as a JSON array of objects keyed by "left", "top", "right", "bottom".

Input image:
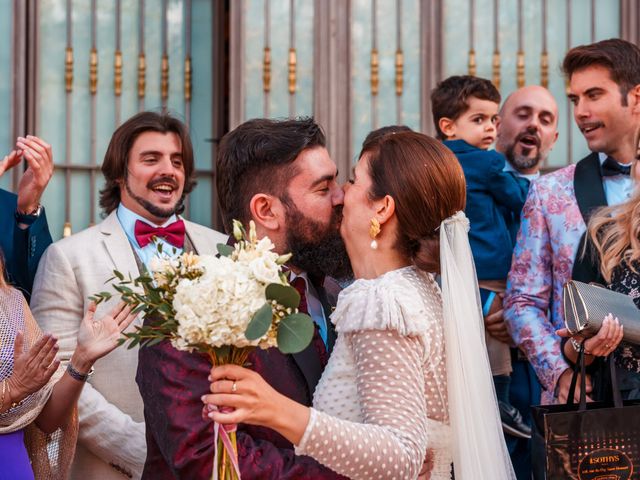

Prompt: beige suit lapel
[{"left": 99, "top": 210, "right": 141, "bottom": 279}]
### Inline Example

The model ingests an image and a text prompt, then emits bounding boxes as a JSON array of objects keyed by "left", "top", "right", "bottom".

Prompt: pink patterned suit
[{"left": 504, "top": 163, "right": 588, "bottom": 404}]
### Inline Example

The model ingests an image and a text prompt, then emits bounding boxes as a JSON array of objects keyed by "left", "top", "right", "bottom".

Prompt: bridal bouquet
[{"left": 91, "top": 220, "right": 314, "bottom": 480}]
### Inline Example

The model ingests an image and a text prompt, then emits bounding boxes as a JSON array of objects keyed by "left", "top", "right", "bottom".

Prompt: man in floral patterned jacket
[{"left": 504, "top": 38, "right": 640, "bottom": 406}]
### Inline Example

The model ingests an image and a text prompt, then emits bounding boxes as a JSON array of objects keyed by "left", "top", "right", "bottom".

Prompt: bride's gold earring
[{"left": 369, "top": 218, "right": 381, "bottom": 250}]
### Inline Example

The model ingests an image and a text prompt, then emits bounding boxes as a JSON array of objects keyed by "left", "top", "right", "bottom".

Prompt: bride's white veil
[{"left": 439, "top": 211, "right": 516, "bottom": 479}]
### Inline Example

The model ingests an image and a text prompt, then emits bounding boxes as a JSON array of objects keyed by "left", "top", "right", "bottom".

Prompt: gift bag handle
[
  {"left": 566, "top": 342, "right": 586, "bottom": 409},
  {"left": 567, "top": 340, "right": 623, "bottom": 410},
  {"left": 608, "top": 354, "right": 624, "bottom": 409}
]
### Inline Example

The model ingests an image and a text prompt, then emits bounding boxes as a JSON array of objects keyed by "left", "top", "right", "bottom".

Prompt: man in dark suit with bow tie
[
  {"left": 136, "top": 117, "right": 352, "bottom": 479},
  {"left": 505, "top": 38, "right": 640, "bottom": 416},
  {"left": 0, "top": 136, "right": 53, "bottom": 299},
  {"left": 30, "top": 112, "right": 228, "bottom": 479}
]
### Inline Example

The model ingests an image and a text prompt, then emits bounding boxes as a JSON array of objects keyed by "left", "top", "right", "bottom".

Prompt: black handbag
[{"left": 531, "top": 346, "right": 640, "bottom": 479}]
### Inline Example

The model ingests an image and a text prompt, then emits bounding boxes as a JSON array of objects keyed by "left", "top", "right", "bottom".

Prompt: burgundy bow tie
[{"left": 134, "top": 219, "right": 186, "bottom": 248}]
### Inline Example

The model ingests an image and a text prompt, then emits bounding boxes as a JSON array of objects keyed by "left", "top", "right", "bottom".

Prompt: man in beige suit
[{"left": 30, "top": 112, "right": 227, "bottom": 479}]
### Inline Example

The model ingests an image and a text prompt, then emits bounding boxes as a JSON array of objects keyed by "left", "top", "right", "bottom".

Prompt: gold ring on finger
[{"left": 231, "top": 381, "right": 237, "bottom": 393}]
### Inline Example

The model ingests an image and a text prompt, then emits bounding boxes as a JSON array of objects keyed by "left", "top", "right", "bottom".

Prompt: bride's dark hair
[{"left": 360, "top": 131, "right": 466, "bottom": 273}]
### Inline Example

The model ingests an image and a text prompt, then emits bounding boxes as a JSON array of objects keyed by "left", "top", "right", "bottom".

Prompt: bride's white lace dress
[{"left": 295, "top": 266, "right": 452, "bottom": 479}]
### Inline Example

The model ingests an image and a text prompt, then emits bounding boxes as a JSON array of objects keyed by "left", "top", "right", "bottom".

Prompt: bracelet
[
  {"left": 66, "top": 363, "right": 95, "bottom": 382},
  {"left": 570, "top": 338, "right": 582, "bottom": 353},
  {"left": 570, "top": 338, "right": 592, "bottom": 356},
  {"left": 0, "top": 380, "right": 6, "bottom": 411},
  {"left": 4, "top": 379, "right": 23, "bottom": 409}
]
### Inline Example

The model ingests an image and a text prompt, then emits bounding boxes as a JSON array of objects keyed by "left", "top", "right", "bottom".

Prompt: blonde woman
[
  {"left": 0, "top": 253, "right": 136, "bottom": 479},
  {"left": 559, "top": 172, "right": 640, "bottom": 401}
]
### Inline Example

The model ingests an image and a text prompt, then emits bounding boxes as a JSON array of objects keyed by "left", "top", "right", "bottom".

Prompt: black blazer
[{"left": 571, "top": 152, "right": 607, "bottom": 283}]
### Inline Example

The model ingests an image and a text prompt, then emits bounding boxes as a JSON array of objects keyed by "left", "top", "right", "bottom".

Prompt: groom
[{"left": 137, "top": 117, "right": 352, "bottom": 479}]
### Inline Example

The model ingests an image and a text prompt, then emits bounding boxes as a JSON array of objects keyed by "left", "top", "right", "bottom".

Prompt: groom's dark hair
[{"left": 216, "top": 117, "right": 326, "bottom": 233}]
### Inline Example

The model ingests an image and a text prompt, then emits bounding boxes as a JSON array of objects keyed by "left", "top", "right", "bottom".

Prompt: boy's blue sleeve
[{"left": 485, "top": 151, "right": 528, "bottom": 214}]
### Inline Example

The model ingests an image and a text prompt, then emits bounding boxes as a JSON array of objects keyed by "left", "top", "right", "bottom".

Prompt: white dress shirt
[{"left": 598, "top": 152, "right": 635, "bottom": 206}]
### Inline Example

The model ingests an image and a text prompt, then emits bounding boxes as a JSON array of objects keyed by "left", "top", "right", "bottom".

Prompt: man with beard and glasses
[
  {"left": 136, "top": 117, "right": 352, "bottom": 479},
  {"left": 484, "top": 85, "right": 559, "bottom": 480},
  {"left": 30, "top": 112, "right": 226, "bottom": 480},
  {"left": 505, "top": 39, "right": 640, "bottom": 427}
]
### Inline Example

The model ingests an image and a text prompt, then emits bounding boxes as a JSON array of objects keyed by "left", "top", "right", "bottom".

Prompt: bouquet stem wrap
[{"left": 209, "top": 348, "right": 252, "bottom": 480}]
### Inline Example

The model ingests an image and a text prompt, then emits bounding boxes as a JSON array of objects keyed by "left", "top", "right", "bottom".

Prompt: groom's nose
[{"left": 331, "top": 182, "right": 345, "bottom": 206}]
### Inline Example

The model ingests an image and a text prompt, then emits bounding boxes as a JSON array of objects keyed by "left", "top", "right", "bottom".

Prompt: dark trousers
[{"left": 506, "top": 351, "right": 541, "bottom": 480}]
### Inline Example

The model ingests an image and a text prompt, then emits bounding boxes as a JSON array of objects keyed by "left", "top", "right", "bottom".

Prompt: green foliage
[
  {"left": 245, "top": 303, "right": 273, "bottom": 340},
  {"left": 217, "top": 243, "right": 234, "bottom": 257},
  {"left": 277, "top": 313, "right": 314, "bottom": 354},
  {"left": 266, "top": 284, "right": 300, "bottom": 309}
]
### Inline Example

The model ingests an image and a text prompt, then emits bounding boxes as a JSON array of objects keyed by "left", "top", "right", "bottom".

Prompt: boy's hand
[{"left": 484, "top": 294, "right": 512, "bottom": 344}]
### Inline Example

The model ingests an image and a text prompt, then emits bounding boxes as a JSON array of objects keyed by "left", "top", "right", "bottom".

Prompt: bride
[{"left": 202, "top": 131, "right": 515, "bottom": 479}]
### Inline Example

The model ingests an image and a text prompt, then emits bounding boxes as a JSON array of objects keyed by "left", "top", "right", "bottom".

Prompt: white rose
[
  {"left": 255, "top": 237, "right": 276, "bottom": 254},
  {"left": 249, "top": 256, "right": 282, "bottom": 285}
]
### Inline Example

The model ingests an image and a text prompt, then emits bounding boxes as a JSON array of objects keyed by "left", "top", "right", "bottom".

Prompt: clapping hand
[
  {"left": 0, "top": 150, "right": 23, "bottom": 178},
  {"left": 557, "top": 314, "right": 624, "bottom": 357},
  {"left": 75, "top": 301, "right": 138, "bottom": 365},
  {"left": 7, "top": 332, "right": 60, "bottom": 402},
  {"left": 15, "top": 136, "right": 54, "bottom": 214}
]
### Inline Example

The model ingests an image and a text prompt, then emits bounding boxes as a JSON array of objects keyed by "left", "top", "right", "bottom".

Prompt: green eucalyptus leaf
[
  {"left": 266, "top": 284, "right": 300, "bottom": 309},
  {"left": 217, "top": 243, "right": 234, "bottom": 257},
  {"left": 277, "top": 313, "right": 314, "bottom": 354},
  {"left": 245, "top": 303, "right": 273, "bottom": 340},
  {"left": 145, "top": 337, "right": 164, "bottom": 347}
]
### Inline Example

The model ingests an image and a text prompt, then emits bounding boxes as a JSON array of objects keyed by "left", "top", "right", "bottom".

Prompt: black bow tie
[{"left": 601, "top": 157, "right": 631, "bottom": 177}]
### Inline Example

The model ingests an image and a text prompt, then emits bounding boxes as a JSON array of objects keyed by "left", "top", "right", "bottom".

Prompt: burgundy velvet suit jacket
[{"left": 136, "top": 276, "right": 348, "bottom": 479}]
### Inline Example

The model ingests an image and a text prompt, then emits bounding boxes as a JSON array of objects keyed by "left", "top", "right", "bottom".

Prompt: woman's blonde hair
[{"left": 589, "top": 162, "right": 640, "bottom": 282}]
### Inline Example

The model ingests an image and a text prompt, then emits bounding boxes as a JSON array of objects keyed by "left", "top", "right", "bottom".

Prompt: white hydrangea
[{"left": 171, "top": 246, "right": 285, "bottom": 353}]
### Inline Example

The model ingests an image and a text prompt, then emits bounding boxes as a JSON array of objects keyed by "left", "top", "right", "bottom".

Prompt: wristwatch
[
  {"left": 66, "top": 362, "right": 95, "bottom": 382},
  {"left": 15, "top": 204, "right": 42, "bottom": 225}
]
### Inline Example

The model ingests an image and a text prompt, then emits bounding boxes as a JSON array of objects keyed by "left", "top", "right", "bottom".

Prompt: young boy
[{"left": 431, "top": 75, "right": 530, "bottom": 439}]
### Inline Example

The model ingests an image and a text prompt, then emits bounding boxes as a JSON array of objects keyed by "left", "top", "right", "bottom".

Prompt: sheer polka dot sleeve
[{"left": 296, "top": 330, "right": 428, "bottom": 480}]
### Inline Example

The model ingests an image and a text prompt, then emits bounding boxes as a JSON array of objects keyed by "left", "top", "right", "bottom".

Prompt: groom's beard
[{"left": 284, "top": 202, "right": 353, "bottom": 281}]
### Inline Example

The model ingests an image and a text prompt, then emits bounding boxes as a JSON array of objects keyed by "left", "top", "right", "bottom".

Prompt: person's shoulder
[
  {"left": 332, "top": 267, "right": 437, "bottom": 336},
  {"left": 535, "top": 163, "right": 576, "bottom": 188},
  {"left": 49, "top": 221, "right": 104, "bottom": 252},
  {"left": 481, "top": 149, "right": 508, "bottom": 171}
]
